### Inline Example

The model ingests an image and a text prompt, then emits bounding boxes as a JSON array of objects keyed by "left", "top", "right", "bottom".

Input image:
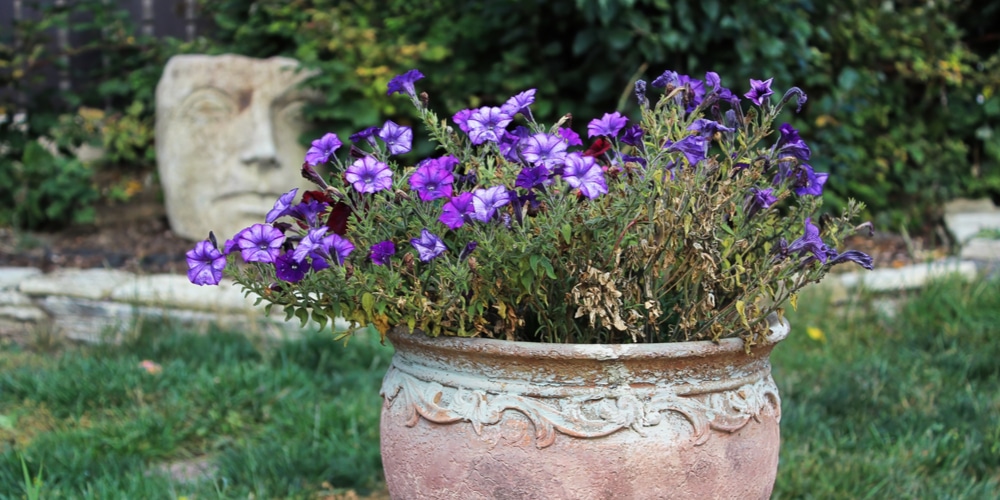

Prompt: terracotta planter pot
[{"left": 380, "top": 317, "right": 788, "bottom": 499}]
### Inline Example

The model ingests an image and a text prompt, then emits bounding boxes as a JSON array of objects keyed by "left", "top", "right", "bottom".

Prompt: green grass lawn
[{"left": 2, "top": 276, "right": 998, "bottom": 498}]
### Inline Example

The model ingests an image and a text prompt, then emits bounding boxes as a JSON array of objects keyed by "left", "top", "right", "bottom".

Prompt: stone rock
[
  {"left": 943, "top": 197, "right": 998, "bottom": 214},
  {"left": 960, "top": 238, "right": 1000, "bottom": 261},
  {"left": 110, "top": 274, "right": 262, "bottom": 313},
  {"left": 0, "top": 305, "right": 48, "bottom": 322},
  {"left": 942, "top": 198, "right": 1000, "bottom": 243},
  {"left": 0, "top": 290, "right": 33, "bottom": 306},
  {"left": 18, "top": 269, "right": 133, "bottom": 300},
  {"left": 0, "top": 267, "right": 41, "bottom": 290},
  {"left": 156, "top": 54, "right": 319, "bottom": 241},
  {"left": 839, "top": 259, "right": 978, "bottom": 291}
]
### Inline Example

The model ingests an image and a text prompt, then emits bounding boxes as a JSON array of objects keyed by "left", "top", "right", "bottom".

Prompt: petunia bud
[
  {"left": 301, "top": 162, "right": 329, "bottom": 190},
  {"left": 419, "top": 92, "right": 429, "bottom": 108}
]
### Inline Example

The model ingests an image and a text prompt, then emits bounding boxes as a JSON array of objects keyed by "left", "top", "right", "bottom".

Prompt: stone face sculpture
[{"left": 156, "top": 54, "right": 317, "bottom": 241}]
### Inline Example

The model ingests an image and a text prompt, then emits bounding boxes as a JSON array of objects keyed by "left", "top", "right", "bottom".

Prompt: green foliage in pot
[{"left": 186, "top": 69, "right": 873, "bottom": 346}]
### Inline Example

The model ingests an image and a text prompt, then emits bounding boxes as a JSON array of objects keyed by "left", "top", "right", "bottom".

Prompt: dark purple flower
[
  {"left": 828, "top": 249, "right": 874, "bottom": 270},
  {"left": 345, "top": 156, "right": 393, "bottom": 193},
  {"left": 744, "top": 78, "right": 774, "bottom": 107},
  {"left": 520, "top": 133, "right": 568, "bottom": 168},
  {"left": 301, "top": 163, "right": 328, "bottom": 190},
  {"left": 466, "top": 106, "right": 513, "bottom": 145},
  {"left": 411, "top": 228, "right": 447, "bottom": 262},
  {"left": 677, "top": 74, "right": 706, "bottom": 111},
  {"left": 471, "top": 186, "right": 511, "bottom": 222},
  {"left": 265, "top": 188, "right": 298, "bottom": 223},
  {"left": 665, "top": 135, "right": 709, "bottom": 167},
  {"left": 186, "top": 240, "right": 226, "bottom": 285},
  {"left": 288, "top": 199, "right": 329, "bottom": 228},
  {"left": 558, "top": 127, "right": 583, "bottom": 147},
  {"left": 370, "top": 240, "right": 396, "bottom": 266},
  {"left": 634, "top": 79, "right": 648, "bottom": 107},
  {"left": 620, "top": 153, "right": 647, "bottom": 168},
  {"left": 651, "top": 70, "right": 679, "bottom": 88},
  {"left": 774, "top": 123, "right": 811, "bottom": 161},
  {"left": 275, "top": 252, "right": 308, "bottom": 283},
  {"left": 349, "top": 126, "right": 380, "bottom": 144},
  {"left": 621, "top": 124, "right": 644, "bottom": 146},
  {"left": 386, "top": 69, "right": 424, "bottom": 97},
  {"left": 789, "top": 164, "right": 828, "bottom": 197},
  {"left": 305, "top": 133, "right": 342, "bottom": 166},
  {"left": 788, "top": 218, "right": 827, "bottom": 263},
  {"left": 409, "top": 163, "right": 455, "bottom": 201},
  {"left": 745, "top": 188, "right": 778, "bottom": 219},
  {"left": 452, "top": 109, "right": 473, "bottom": 133},
  {"left": 705, "top": 71, "right": 738, "bottom": 104},
  {"left": 322, "top": 233, "right": 355, "bottom": 265},
  {"left": 236, "top": 224, "right": 285, "bottom": 263},
  {"left": 458, "top": 241, "right": 478, "bottom": 262},
  {"left": 439, "top": 192, "right": 474, "bottom": 229},
  {"left": 687, "top": 119, "right": 734, "bottom": 138},
  {"left": 587, "top": 112, "right": 628, "bottom": 138},
  {"left": 515, "top": 165, "right": 552, "bottom": 190},
  {"left": 378, "top": 120, "right": 413, "bottom": 155},
  {"left": 561, "top": 153, "right": 608, "bottom": 199},
  {"left": 501, "top": 89, "right": 536, "bottom": 119}
]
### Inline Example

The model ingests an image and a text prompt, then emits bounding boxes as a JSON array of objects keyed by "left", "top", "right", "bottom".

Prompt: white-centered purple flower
[
  {"left": 236, "top": 224, "right": 285, "bottom": 263},
  {"left": 520, "top": 133, "right": 568, "bottom": 168},
  {"left": 275, "top": 252, "right": 307, "bottom": 283},
  {"left": 501, "top": 88, "right": 536, "bottom": 119},
  {"left": 345, "top": 156, "right": 393, "bottom": 193},
  {"left": 466, "top": 106, "right": 513, "bottom": 145},
  {"left": 265, "top": 188, "right": 298, "bottom": 223},
  {"left": 379, "top": 120, "right": 413, "bottom": 155},
  {"left": 305, "top": 133, "right": 342, "bottom": 166},
  {"left": 439, "top": 192, "right": 474, "bottom": 230},
  {"left": 471, "top": 186, "right": 511, "bottom": 222},
  {"left": 744, "top": 78, "right": 774, "bottom": 107},
  {"left": 411, "top": 228, "right": 447, "bottom": 262},
  {"left": 386, "top": 69, "right": 424, "bottom": 98},
  {"left": 587, "top": 112, "right": 628, "bottom": 138},
  {"left": 186, "top": 240, "right": 226, "bottom": 286},
  {"left": 452, "top": 109, "right": 473, "bottom": 133},
  {"left": 665, "top": 135, "right": 709, "bottom": 167},
  {"left": 561, "top": 153, "right": 608, "bottom": 199},
  {"left": 409, "top": 163, "right": 455, "bottom": 201},
  {"left": 370, "top": 241, "right": 396, "bottom": 266}
]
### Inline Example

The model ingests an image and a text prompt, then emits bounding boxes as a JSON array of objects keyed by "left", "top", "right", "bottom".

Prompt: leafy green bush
[{"left": 0, "top": 141, "right": 98, "bottom": 229}]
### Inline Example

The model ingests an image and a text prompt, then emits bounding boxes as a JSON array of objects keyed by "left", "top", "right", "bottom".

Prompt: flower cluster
[{"left": 187, "top": 68, "right": 872, "bottom": 345}]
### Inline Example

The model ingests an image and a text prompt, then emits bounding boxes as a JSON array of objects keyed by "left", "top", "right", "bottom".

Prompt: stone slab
[
  {"left": 0, "top": 305, "right": 48, "bottom": 322},
  {"left": 943, "top": 197, "right": 998, "bottom": 214},
  {"left": 110, "top": 274, "right": 263, "bottom": 313},
  {"left": 839, "top": 259, "right": 978, "bottom": 291},
  {"left": 19, "top": 269, "right": 134, "bottom": 300},
  {"left": 0, "top": 267, "right": 42, "bottom": 290},
  {"left": 0, "top": 290, "right": 33, "bottom": 306},
  {"left": 959, "top": 238, "right": 1000, "bottom": 261}
]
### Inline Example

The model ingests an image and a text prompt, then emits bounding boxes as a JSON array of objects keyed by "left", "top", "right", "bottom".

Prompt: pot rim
[{"left": 387, "top": 314, "right": 789, "bottom": 361}]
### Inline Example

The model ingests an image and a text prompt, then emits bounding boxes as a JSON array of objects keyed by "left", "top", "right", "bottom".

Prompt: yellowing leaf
[
  {"left": 735, "top": 300, "right": 750, "bottom": 329},
  {"left": 806, "top": 327, "right": 826, "bottom": 343},
  {"left": 789, "top": 293, "right": 798, "bottom": 311}
]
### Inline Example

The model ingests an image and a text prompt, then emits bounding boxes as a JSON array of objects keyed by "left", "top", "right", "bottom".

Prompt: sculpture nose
[{"left": 240, "top": 116, "right": 280, "bottom": 168}]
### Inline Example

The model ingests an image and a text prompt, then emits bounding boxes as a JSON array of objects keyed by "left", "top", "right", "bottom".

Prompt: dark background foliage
[{"left": 1, "top": 0, "right": 997, "bottom": 233}]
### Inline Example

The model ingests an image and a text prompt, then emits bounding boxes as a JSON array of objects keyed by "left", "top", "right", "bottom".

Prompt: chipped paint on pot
[{"left": 380, "top": 316, "right": 789, "bottom": 499}]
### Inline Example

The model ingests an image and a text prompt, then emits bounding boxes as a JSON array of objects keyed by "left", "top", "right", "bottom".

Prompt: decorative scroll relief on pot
[
  {"left": 381, "top": 364, "right": 781, "bottom": 449},
  {"left": 156, "top": 54, "right": 319, "bottom": 241}
]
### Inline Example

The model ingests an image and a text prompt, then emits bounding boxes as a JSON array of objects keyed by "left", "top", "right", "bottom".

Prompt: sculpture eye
[{"left": 180, "top": 89, "right": 236, "bottom": 124}]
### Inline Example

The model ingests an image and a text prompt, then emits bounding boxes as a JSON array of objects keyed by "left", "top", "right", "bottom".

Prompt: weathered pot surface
[{"left": 380, "top": 317, "right": 788, "bottom": 499}]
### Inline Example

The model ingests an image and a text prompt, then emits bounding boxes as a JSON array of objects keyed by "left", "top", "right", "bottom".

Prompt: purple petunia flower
[
  {"left": 705, "top": 71, "right": 738, "bottom": 104},
  {"left": 223, "top": 236, "right": 239, "bottom": 255},
  {"left": 345, "top": 156, "right": 393, "bottom": 193},
  {"left": 561, "top": 153, "right": 608, "bottom": 199},
  {"left": 587, "top": 112, "right": 628, "bottom": 138},
  {"left": 293, "top": 227, "right": 329, "bottom": 262},
  {"left": 828, "top": 249, "right": 874, "bottom": 270},
  {"left": 745, "top": 188, "right": 778, "bottom": 219},
  {"left": 774, "top": 123, "right": 811, "bottom": 161},
  {"left": 186, "top": 240, "right": 226, "bottom": 285},
  {"left": 452, "top": 109, "right": 473, "bottom": 133},
  {"left": 687, "top": 119, "right": 735, "bottom": 138},
  {"left": 370, "top": 240, "right": 396, "bottom": 266},
  {"left": 378, "top": 120, "right": 413, "bottom": 155},
  {"left": 499, "top": 130, "right": 525, "bottom": 162},
  {"left": 411, "top": 228, "right": 447, "bottom": 262},
  {"left": 792, "top": 165, "right": 828, "bottom": 197},
  {"left": 520, "top": 133, "right": 568, "bottom": 168},
  {"left": 275, "top": 252, "right": 308, "bottom": 283},
  {"left": 558, "top": 127, "right": 583, "bottom": 147},
  {"left": 515, "top": 165, "right": 552, "bottom": 190},
  {"left": 439, "top": 192, "right": 475, "bottom": 230},
  {"left": 744, "top": 78, "right": 774, "bottom": 107},
  {"left": 787, "top": 218, "right": 827, "bottom": 263},
  {"left": 386, "top": 69, "right": 424, "bottom": 98},
  {"left": 458, "top": 241, "right": 478, "bottom": 262},
  {"left": 665, "top": 134, "right": 709, "bottom": 167},
  {"left": 621, "top": 124, "right": 644, "bottom": 146},
  {"left": 322, "top": 233, "right": 355, "bottom": 265},
  {"left": 287, "top": 199, "right": 329, "bottom": 228},
  {"left": 466, "top": 106, "right": 513, "bottom": 145},
  {"left": 501, "top": 89, "right": 536, "bottom": 119},
  {"left": 266, "top": 188, "right": 298, "bottom": 223},
  {"left": 651, "top": 69, "right": 679, "bottom": 88},
  {"left": 236, "top": 224, "right": 285, "bottom": 263},
  {"left": 409, "top": 162, "right": 455, "bottom": 201},
  {"left": 471, "top": 186, "right": 511, "bottom": 222},
  {"left": 305, "top": 133, "right": 342, "bottom": 166},
  {"left": 349, "top": 126, "right": 380, "bottom": 145}
]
